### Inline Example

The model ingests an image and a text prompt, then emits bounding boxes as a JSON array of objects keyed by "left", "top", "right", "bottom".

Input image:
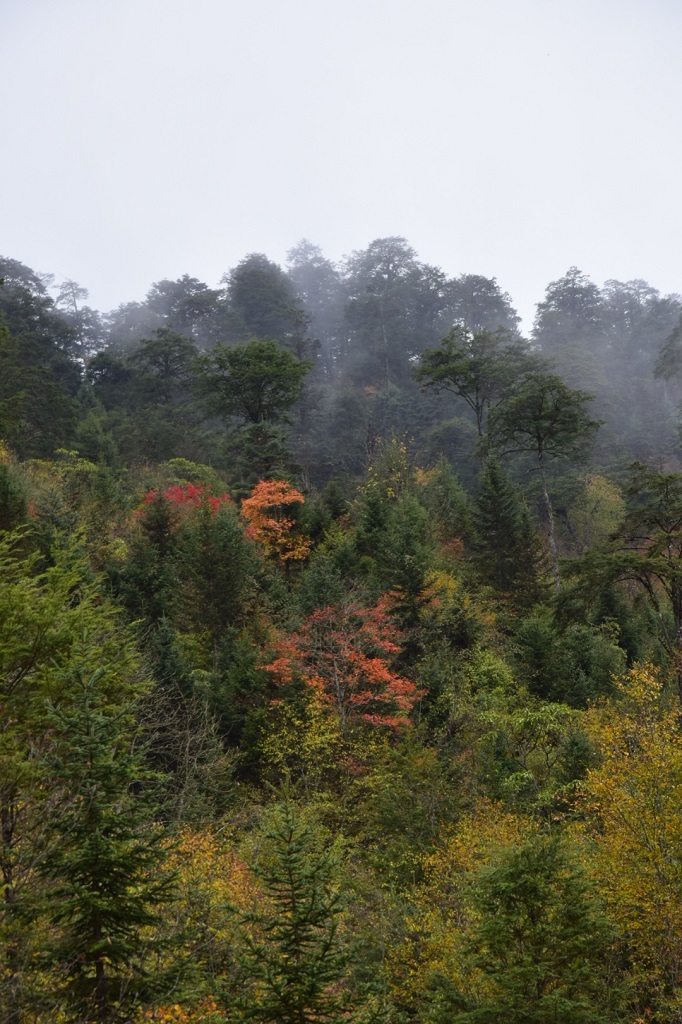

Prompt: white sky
[{"left": 2, "top": 0, "right": 681, "bottom": 331}]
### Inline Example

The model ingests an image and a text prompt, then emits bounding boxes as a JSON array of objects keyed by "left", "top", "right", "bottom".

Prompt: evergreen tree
[
  {"left": 420, "top": 457, "right": 473, "bottom": 545},
  {"left": 174, "top": 500, "right": 257, "bottom": 656},
  {"left": 41, "top": 637, "right": 171, "bottom": 1023},
  {"left": 0, "top": 461, "right": 27, "bottom": 532},
  {"left": 0, "top": 533, "right": 173, "bottom": 1023},
  {"left": 227, "top": 797, "right": 372, "bottom": 1024},
  {"left": 473, "top": 458, "right": 545, "bottom": 606},
  {"left": 449, "top": 836, "right": 616, "bottom": 1024}
]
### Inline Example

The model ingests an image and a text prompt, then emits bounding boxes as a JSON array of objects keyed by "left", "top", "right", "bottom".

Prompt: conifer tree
[
  {"left": 40, "top": 630, "right": 172, "bottom": 1023},
  {"left": 227, "top": 797, "right": 374, "bottom": 1024},
  {"left": 450, "top": 836, "right": 616, "bottom": 1024},
  {"left": 473, "top": 458, "right": 545, "bottom": 606}
]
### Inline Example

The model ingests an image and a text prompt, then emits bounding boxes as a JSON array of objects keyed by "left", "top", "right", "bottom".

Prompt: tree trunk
[{"left": 538, "top": 451, "right": 560, "bottom": 593}]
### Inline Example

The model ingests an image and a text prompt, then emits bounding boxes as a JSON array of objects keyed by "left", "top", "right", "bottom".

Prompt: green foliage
[
  {"left": 0, "top": 532, "right": 171, "bottom": 1022},
  {"left": 174, "top": 502, "right": 257, "bottom": 650},
  {"left": 0, "top": 316, "right": 77, "bottom": 457},
  {"left": 4, "top": 247, "right": 682, "bottom": 1022},
  {"left": 513, "top": 610, "right": 624, "bottom": 706},
  {"left": 41, "top": 657, "right": 171, "bottom": 1022},
  {"left": 0, "top": 461, "right": 27, "bottom": 532},
  {"left": 489, "top": 373, "right": 602, "bottom": 590},
  {"left": 416, "top": 325, "right": 536, "bottom": 436},
  {"left": 349, "top": 734, "right": 459, "bottom": 887},
  {"left": 227, "top": 797, "right": 373, "bottom": 1024},
  {"left": 195, "top": 338, "right": 311, "bottom": 426},
  {"left": 567, "top": 464, "right": 682, "bottom": 666},
  {"left": 129, "top": 327, "right": 196, "bottom": 405},
  {"left": 296, "top": 549, "right": 348, "bottom": 616},
  {"left": 489, "top": 373, "right": 601, "bottom": 462},
  {"left": 226, "top": 252, "right": 306, "bottom": 345},
  {"left": 472, "top": 458, "right": 546, "bottom": 606},
  {"left": 445, "top": 836, "right": 616, "bottom": 1024},
  {"left": 419, "top": 458, "right": 472, "bottom": 544}
]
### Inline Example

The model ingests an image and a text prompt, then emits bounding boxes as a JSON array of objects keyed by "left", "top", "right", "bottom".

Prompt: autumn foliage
[
  {"left": 142, "top": 482, "right": 231, "bottom": 516},
  {"left": 580, "top": 665, "right": 682, "bottom": 1012},
  {"left": 241, "top": 479, "right": 311, "bottom": 564},
  {"left": 265, "top": 599, "right": 421, "bottom": 732}
]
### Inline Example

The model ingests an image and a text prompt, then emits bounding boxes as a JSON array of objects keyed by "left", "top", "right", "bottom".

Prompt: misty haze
[{"left": 2, "top": 1, "right": 682, "bottom": 1022}]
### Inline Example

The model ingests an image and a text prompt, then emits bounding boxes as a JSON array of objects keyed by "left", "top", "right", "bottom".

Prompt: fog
[{"left": 2, "top": 0, "right": 682, "bottom": 330}]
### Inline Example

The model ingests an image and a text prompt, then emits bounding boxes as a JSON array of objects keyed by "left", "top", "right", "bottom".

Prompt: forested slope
[{"left": 2, "top": 241, "right": 682, "bottom": 1023}]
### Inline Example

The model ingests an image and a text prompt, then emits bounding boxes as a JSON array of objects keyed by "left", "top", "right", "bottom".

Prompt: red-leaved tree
[
  {"left": 143, "top": 482, "right": 231, "bottom": 515},
  {"left": 265, "top": 599, "right": 421, "bottom": 733}
]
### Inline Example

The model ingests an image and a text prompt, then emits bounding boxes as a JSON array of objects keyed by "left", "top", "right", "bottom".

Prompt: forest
[{"left": 3, "top": 236, "right": 682, "bottom": 1023}]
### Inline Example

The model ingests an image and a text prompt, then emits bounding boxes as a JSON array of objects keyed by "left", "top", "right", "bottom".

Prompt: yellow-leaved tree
[
  {"left": 580, "top": 664, "right": 682, "bottom": 1020},
  {"left": 388, "top": 802, "right": 537, "bottom": 1017}
]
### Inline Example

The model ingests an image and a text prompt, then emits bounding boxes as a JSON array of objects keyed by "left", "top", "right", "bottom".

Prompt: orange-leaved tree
[
  {"left": 265, "top": 599, "right": 421, "bottom": 733},
  {"left": 241, "top": 479, "right": 311, "bottom": 566}
]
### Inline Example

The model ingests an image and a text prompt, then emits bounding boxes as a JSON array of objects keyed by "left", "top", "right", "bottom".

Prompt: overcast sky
[{"left": 2, "top": 0, "right": 681, "bottom": 330}]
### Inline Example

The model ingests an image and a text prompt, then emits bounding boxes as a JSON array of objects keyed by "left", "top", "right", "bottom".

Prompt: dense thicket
[{"left": 2, "top": 241, "right": 682, "bottom": 1022}]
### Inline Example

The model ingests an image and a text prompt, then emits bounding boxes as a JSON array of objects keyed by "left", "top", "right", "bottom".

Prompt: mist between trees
[{"left": 2, "top": 238, "right": 682, "bottom": 1022}]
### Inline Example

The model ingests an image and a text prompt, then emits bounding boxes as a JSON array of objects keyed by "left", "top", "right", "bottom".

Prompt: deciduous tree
[
  {"left": 265, "top": 599, "right": 419, "bottom": 733},
  {"left": 415, "top": 326, "right": 535, "bottom": 437},
  {"left": 241, "top": 479, "right": 311, "bottom": 567},
  {"left": 489, "top": 374, "right": 601, "bottom": 590},
  {"left": 581, "top": 664, "right": 682, "bottom": 1020}
]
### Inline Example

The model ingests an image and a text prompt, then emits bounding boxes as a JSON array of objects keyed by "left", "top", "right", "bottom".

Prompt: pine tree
[
  {"left": 40, "top": 631, "right": 172, "bottom": 1023},
  {"left": 227, "top": 798, "right": 373, "bottom": 1024},
  {"left": 472, "top": 458, "right": 545, "bottom": 607},
  {"left": 450, "top": 835, "right": 616, "bottom": 1024}
]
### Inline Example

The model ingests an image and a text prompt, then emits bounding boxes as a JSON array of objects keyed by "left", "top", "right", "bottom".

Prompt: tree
[
  {"left": 265, "top": 599, "right": 420, "bottom": 734},
  {"left": 224, "top": 253, "right": 306, "bottom": 346},
  {"left": 415, "top": 326, "right": 537, "bottom": 437},
  {"left": 195, "top": 339, "right": 311, "bottom": 481},
  {"left": 489, "top": 374, "right": 601, "bottom": 591},
  {"left": 227, "top": 797, "right": 369, "bottom": 1024},
  {"left": 129, "top": 328, "right": 196, "bottom": 406},
  {"left": 0, "top": 313, "right": 77, "bottom": 458},
  {"left": 0, "top": 258, "right": 81, "bottom": 384},
  {"left": 41, "top": 650, "right": 171, "bottom": 1023},
  {"left": 85, "top": 351, "right": 133, "bottom": 410},
  {"left": 0, "top": 532, "right": 171, "bottom": 1023},
  {"left": 655, "top": 310, "right": 682, "bottom": 381},
  {"left": 342, "top": 236, "right": 445, "bottom": 386},
  {"left": 287, "top": 240, "right": 344, "bottom": 376},
  {"left": 105, "top": 275, "right": 227, "bottom": 352},
  {"left": 145, "top": 275, "right": 226, "bottom": 348},
  {"left": 472, "top": 457, "right": 546, "bottom": 605},
  {"left": 0, "top": 535, "right": 91, "bottom": 1022},
  {"left": 175, "top": 499, "right": 257, "bottom": 657},
  {"left": 568, "top": 464, "right": 682, "bottom": 698},
  {"left": 439, "top": 273, "right": 521, "bottom": 335},
  {"left": 532, "top": 267, "right": 604, "bottom": 357},
  {"left": 447, "top": 835, "right": 615, "bottom": 1024},
  {"left": 195, "top": 338, "right": 311, "bottom": 427},
  {"left": 241, "top": 479, "right": 311, "bottom": 568},
  {"left": 582, "top": 664, "right": 682, "bottom": 1019},
  {"left": 53, "top": 278, "right": 106, "bottom": 356}
]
